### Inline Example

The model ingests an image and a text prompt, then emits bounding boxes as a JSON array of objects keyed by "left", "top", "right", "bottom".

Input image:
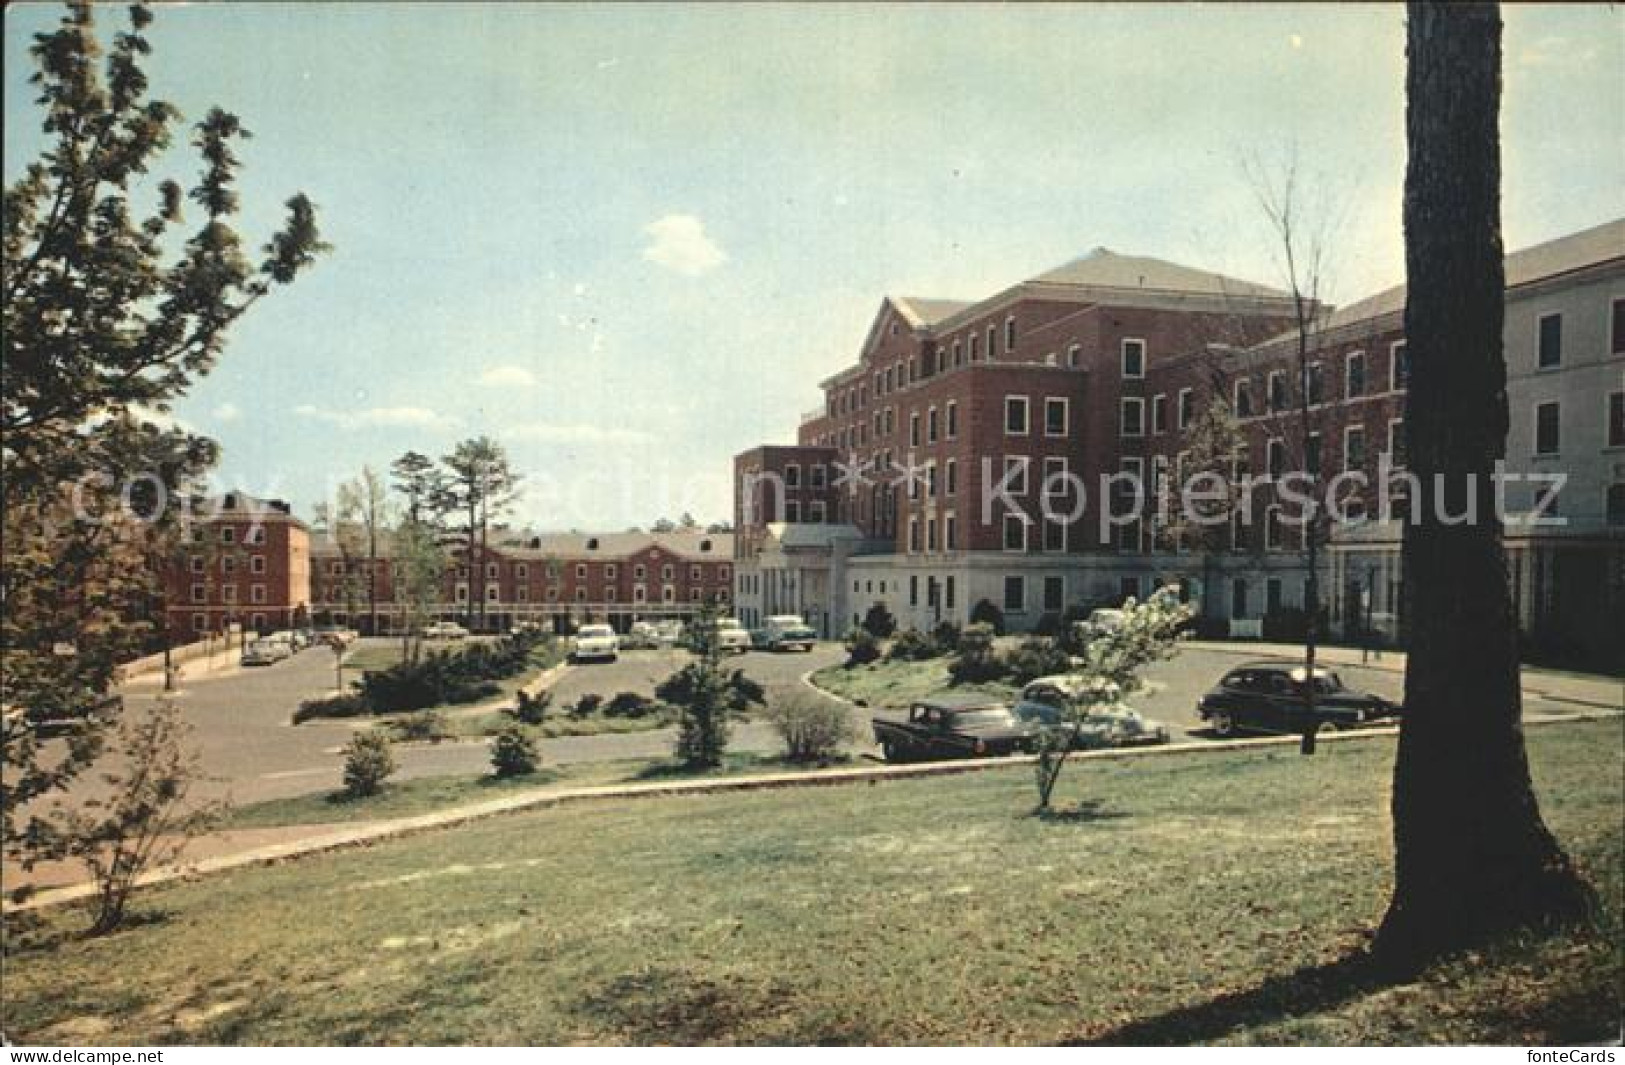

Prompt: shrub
[
  {"left": 341, "top": 730, "right": 396, "bottom": 798},
  {"left": 572, "top": 693, "right": 603, "bottom": 718},
  {"left": 1001, "top": 635, "right": 1074, "bottom": 686},
  {"left": 844, "top": 627, "right": 881, "bottom": 667},
  {"left": 765, "top": 693, "right": 856, "bottom": 764},
  {"left": 1056, "top": 604, "right": 1093, "bottom": 656},
  {"left": 292, "top": 692, "right": 369, "bottom": 724},
  {"left": 969, "top": 599, "right": 1006, "bottom": 635},
  {"left": 605, "top": 691, "right": 658, "bottom": 718},
  {"left": 930, "top": 620, "right": 962, "bottom": 654},
  {"left": 861, "top": 602, "right": 897, "bottom": 640},
  {"left": 656, "top": 665, "right": 763, "bottom": 718},
  {"left": 389, "top": 709, "right": 448, "bottom": 742},
  {"left": 509, "top": 689, "right": 551, "bottom": 725},
  {"left": 887, "top": 627, "right": 940, "bottom": 661},
  {"left": 948, "top": 622, "right": 1008, "bottom": 685},
  {"left": 490, "top": 725, "right": 540, "bottom": 778}
]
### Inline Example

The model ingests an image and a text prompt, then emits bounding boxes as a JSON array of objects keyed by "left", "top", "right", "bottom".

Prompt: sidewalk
[
  {"left": 9, "top": 708, "right": 1615, "bottom": 915},
  {"left": 1185, "top": 639, "right": 1624, "bottom": 711}
]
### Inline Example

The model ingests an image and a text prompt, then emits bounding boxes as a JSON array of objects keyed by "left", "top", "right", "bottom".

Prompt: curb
[{"left": 8, "top": 708, "right": 1617, "bottom": 915}]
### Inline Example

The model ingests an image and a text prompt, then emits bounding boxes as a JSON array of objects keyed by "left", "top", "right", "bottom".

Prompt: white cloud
[
  {"left": 212, "top": 402, "right": 241, "bottom": 422},
  {"left": 476, "top": 365, "right": 537, "bottom": 388},
  {"left": 641, "top": 214, "right": 727, "bottom": 276},
  {"left": 509, "top": 423, "right": 655, "bottom": 447},
  {"left": 294, "top": 404, "right": 457, "bottom": 429}
]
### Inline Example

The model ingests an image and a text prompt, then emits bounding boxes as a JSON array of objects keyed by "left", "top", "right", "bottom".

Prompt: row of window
[
  {"left": 323, "top": 560, "right": 730, "bottom": 582},
  {"left": 1536, "top": 301, "right": 1625, "bottom": 370},
  {"left": 190, "top": 613, "right": 272, "bottom": 633},
  {"left": 190, "top": 525, "right": 267, "bottom": 545},
  {"left": 1231, "top": 342, "right": 1410, "bottom": 420},
  {"left": 190, "top": 583, "right": 271, "bottom": 603},
  {"left": 190, "top": 554, "right": 268, "bottom": 575},
  {"left": 440, "top": 584, "right": 728, "bottom": 605},
  {"left": 1535, "top": 390, "right": 1625, "bottom": 456}
]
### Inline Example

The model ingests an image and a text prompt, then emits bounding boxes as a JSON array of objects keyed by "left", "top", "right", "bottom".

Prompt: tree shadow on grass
[
  {"left": 1063, "top": 952, "right": 1380, "bottom": 1045},
  {"left": 1031, "top": 799, "right": 1131, "bottom": 825}
]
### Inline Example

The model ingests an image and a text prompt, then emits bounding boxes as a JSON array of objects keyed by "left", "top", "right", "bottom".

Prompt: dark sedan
[
  {"left": 1197, "top": 661, "right": 1400, "bottom": 738},
  {"left": 872, "top": 694, "right": 1040, "bottom": 763}
]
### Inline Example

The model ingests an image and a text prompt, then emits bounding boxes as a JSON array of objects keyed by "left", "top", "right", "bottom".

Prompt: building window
[
  {"left": 1537, "top": 312, "right": 1563, "bottom": 369},
  {"left": 221, "top": 584, "right": 237, "bottom": 603},
  {"left": 1346, "top": 351, "right": 1367, "bottom": 397},
  {"left": 1151, "top": 394, "right": 1168, "bottom": 434},
  {"left": 1234, "top": 379, "right": 1254, "bottom": 418},
  {"left": 927, "top": 407, "right": 939, "bottom": 443},
  {"left": 1391, "top": 341, "right": 1410, "bottom": 390},
  {"left": 219, "top": 526, "right": 235, "bottom": 544},
  {"left": 968, "top": 333, "right": 979, "bottom": 361},
  {"left": 1005, "top": 315, "right": 1017, "bottom": 353},
  {"left": 1043, "top": 576, "right": 1064, "bottom": 611},
  {"left": 1121, "top": 338, "right": 1145, "bottom": 379},
  {"left": 1004, "top": 456, "right": 1030, "bottom": 494},
  {"left": 910, "top": 412, "right": 921, "bottom": 447},
  {"left": 1044, "top": 397, "right": 1068, "bottom": 437},
  {"left": 784, "top": 463, "right": 801, "bottom": 488},
  {"left": 786, "top": 500, "right": 801, "bottom": 522},
  {"left": 945, "top": 459, "right": 958, "bottom": 497},
  {"left": 1003, "top": 575, "right": 1026, "bottom": 612},
  {"left": 1043, "top": 518, "right": 1065, "bottom": 554},
  {"left": 1120, "top": 397, "right": 1145, "bottom": 438},
  {"left": 575, "top": 563, "right": 587, "bottom": 579},
  {"left": 926, "top": 517, "right": 937, "bottom": 551},
  {"left": 246, "top": 526, "right": 265, "bottom": 545},
  {"left": 944, "top": 513, "right": 957, "bottom": 550},
  {"left": 1607, "top": 484, "right": 1625, "bottom": 526},
  {"left": 1535, "top": 401, "right": 1561, "bottom": 455},
  {"left": 193, "top": 614, "right": 208, "bottom": 633},
  {"left": 515, "top": 563, "right": 529, "bottom": 579},
  {"left": 945, "top": 575, "right": 956, "bottom": 609},
  {"left": 191, "top": 583, "right": 206, "bottom": 603},
  {"left": 605, "top": 563, "right": 618, "bottom": 579},
  {"left": 487, "top": 586, "right": 501, "bottom": 603},
  {"left": 1306, "top": 431, "right": 1323, "bottom": 474},
  {"left": 251, "top": 584, "right": 266, "bottom": 604},
  {"left": 189, "top": 555, "right": 205, "bottom": 573},
  {"left": 1002, "top": 513, "right": 1027, "bottom": 551},
  {"left": 952, "top": 339, "right": 962, "bottom": 366},
  {"left": 1612, "top": 298, "right": 1625, "bottom": 355},
  {"left": 1388, "top": 419, "right": 1407, "bottom": 467},
  {"left": 1268, "top": 370, "right": 1289, "bottom": 412},
  {"left": 810, "top": 500, "right": 827, "bottom": 522},
  {"left": 720, "top": 564, "right": 731, "bottom": 580},
  {"left": 1177, "top": 388, "right": 1194, "bottom": 430},
  {"left": 663, "top": 585, "right": 677, "bottom": 603},
  {"left": 908, "top": 518, "right": 921, "bottom": 553},
  {"left": 986, "top": 325, "right": 997, "bottom": 360},
  {"left": 1344, "top": 426, "right": 1367, "bottom": 471},
  {"left": 1267, "top": 438, "right": 1286, "bottom": 479},
  {"left": 1305, "top": 362, "right": 1325, "bottom": 405},
  {"left": 1231, "top": 579, "right": 1248, "bottom": 619},
  {"left": 810, "top": 464, "right": 827, "bottom": 489},
  {"left": 1004, "top": 396, "right": 1029, "bottom": 436},
  {"left": 634, "top": 564, "right": 646, "bottom": 580},
  {"left": 1607, "top": 391, "right": 1625, "bottom": 448}
]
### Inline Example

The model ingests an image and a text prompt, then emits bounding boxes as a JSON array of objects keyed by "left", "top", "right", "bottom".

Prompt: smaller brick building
[{"left": 161, "top": 493, "right": 312, "bottom": 638}]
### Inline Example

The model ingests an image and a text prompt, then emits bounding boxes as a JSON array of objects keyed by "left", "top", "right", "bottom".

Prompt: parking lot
[{"left": 94, "top": 636, "right": 1610, "bottom": 809}]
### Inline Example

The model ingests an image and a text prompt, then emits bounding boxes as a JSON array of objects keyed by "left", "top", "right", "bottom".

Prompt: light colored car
[
  {"left": 570, "top": 623, "right": 619, "bottom": 663},
  {"left": 621, "top": 621, "right": 661, "bottom": 650},
  {"left": 654, "top": 620, "right": 686, "bottom": 646},
  {"left": 715, "top": 619, "right": 752, "bottom": 654},
  {"left": 422, "top": 621, "right": 470, "bottom": 640},
  {"left": 759, "top": 615, "right": 817, "bottom": 652},
  {"left": 266, "top": 630, "right": 300, "bottom": 653},
  {"left": 1013, "top": 674, "right": 1171, "bottom": 748},
  {"left": 241, "top": 639, "right": 288, "bottom": 667}
]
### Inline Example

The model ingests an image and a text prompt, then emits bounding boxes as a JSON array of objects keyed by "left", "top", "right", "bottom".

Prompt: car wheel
[{"left": 1210, "top": 712, "right": 1237, "bottom": 738}]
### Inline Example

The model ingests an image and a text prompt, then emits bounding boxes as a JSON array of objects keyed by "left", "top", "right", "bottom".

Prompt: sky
[{"left": 5, "top": 2, "right": 1621, "bottom": 531}]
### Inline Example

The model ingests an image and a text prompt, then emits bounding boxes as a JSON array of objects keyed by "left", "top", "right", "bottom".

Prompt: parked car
[
  {"left": 1196, "top": 661, "right": 1401, "bottom": 738},
  {"left": 714, "top": 618, "right": 752, "bottom": 654},
  {"left": 569, "top": 623, "right": 619, "bottom": 663},
  {"left": 4, "top": 694, "right": 121, "bottom": 737},
  {"left": 241, "top": 639, "right": 288, "bottom": 666},
  {"left": 872, "top": 694, "right": 1041, "bottom": 763},
  {"left": 620, "top": 622, "right": 662, "bottom": 650},
  {"left": 1013, "top": 674, "right": 1172, "bottom": 749},
  {"left": 422, "top": 621, "right": 469, "bottom": 641},
  {"left": 755, "top": 615, "right": 818, "bottom": 652},
  {"left": 654, "top": 620, "right": 686, "bottom": 646},
  {"left": 313, "top": 624, "right": 359, "bottom": 650},
  {"left": 266, "top": 630, "right": 299, "bottom": 654}
]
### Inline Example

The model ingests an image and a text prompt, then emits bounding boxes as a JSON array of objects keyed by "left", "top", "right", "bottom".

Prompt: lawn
[
  {"left": 810, "top": 656, "right": 1014, "bottom": 709},
  {"left": 3, "top": 720, "right": 1618, "bottom": 1045}
]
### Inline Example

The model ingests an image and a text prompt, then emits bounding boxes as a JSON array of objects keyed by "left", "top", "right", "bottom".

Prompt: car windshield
[
  {"left": 579, "top": 626, "right": 613, "bottom": 638},
  {"left": 1288, "top": 668, "right": 1344, "bottom": 693},
  {"left": 948, "top": 708, "right": 1014, "bottom": 728}
]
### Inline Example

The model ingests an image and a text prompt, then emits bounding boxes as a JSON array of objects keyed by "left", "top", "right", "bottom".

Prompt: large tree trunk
[{"left": 1376, "top": 1, "right": 1592, "bottom": 972}]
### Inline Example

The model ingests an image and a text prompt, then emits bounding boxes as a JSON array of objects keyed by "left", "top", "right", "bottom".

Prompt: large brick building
[
  {"left": 733, "top": 220, "right": 1625, "bottom": 667},
  {"left": 310, "top": 529, "right": 734, "bottom": 635},
  {"left": 161, "top": 493, "right": 313, "bottom": 638}
]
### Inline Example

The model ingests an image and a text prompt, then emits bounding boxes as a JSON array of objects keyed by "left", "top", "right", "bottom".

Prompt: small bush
[
  {"left": 293, "top": 692, "right": 369, "bottom": 724},
  {"left": 844, "top": 627, "right": 881, "bottom": 667},
  {"left": 1056, "top": 604, "right": 1093, "bottom": 656},
  {"left": 765, "top": 693, "right": 856, "bottom": 764},
  {"left": 490, "top": 725, "right": 541, "bottom": 778},
  {"left": 861, "top": 602, "right": 897, "bottom": 640},
  {"left": 948, "top": 622, "right": 1007, "bottom": 685},
  {"left": 509, "top": 689, "right": 551, "bottom": 725},
  {"left": 1001, "top": 635, "right": 1074, "bottom": 685},
  {"left": 341, "top": 731, "right": 396, "bottom": 798},
  {"left": 887, "top": 628, "right": 940, "bottom": 661},
  {"left": 605, "top": 691, "right": 657, "bottom": 718},
  {"left": 969, "top": 599, "right": 1006, "bottom": 635},
  {"left": 389, "top": 709, "right": 448, "bottom": 742},
  {"left": 572, "top": 693, "right": 603, "bottom": 718},
  {"left": 930, "top": 621, "right": 962, "bottom": 654}
]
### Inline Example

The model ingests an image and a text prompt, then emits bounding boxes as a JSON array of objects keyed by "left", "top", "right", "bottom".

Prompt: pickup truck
[{"left": 872, "top": 694, "right": 1040, "bottom": 763}]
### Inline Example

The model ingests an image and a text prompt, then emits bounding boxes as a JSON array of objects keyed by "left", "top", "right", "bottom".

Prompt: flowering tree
[{"left": 1033, "top": 586, "right": 1194, "bottom": 809}]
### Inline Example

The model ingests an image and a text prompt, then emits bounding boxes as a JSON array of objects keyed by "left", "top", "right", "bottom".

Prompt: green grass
[
  {"left": 811, "top": 655, "right": 1015, "bottom": 709},
  {"left": 4, "top": 721, "right": 1618, "bottom": 1045},
  {"left": 220, "top": 752, "right": 848, "bottom": 831}
]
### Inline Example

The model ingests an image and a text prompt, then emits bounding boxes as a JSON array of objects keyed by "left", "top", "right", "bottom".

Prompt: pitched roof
[
  {"left": 1029, "top": 247, "right": 1290, "bottom": 300},
  {"left": 195, "top": 492, "right": 304, "bottom": 525},
  {"left": 890, "top": 296, "right": 973, "bottom": 328}
]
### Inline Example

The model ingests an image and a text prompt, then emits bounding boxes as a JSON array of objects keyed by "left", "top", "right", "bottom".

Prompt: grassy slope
[{"left": 4, "top": 721, "right": 1618, "bottom": 1046}]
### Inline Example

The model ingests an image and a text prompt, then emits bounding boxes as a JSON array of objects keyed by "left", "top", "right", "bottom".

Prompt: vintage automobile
[
  {"left": 421, "top": 621, "right": 470, "bottom": 641},
  {"left": 753, "top": 615, "right": 818, "bottom": 652},
  {"left": 714, "top": 618, "right": 752, "bottom": 654},
  {"left": 1196, "top": 661, "right": 1401, "bottom": 738},
  {"left": 4, "top": 694, "right": 122, "bottom": 737},
  {"left": 872, "top": 694, "right": 1041, "bottom": 763},
  {"left": 1012, "top": 674, "right": 1172, "bottom": 749},
  {"left": 569, "top": 623, "right": 620, "bottom": 663},
  {"left": 620, "top": 622, "right": 662, "bottom": 650},
  {"left": 241, "top": 638, "right": 289, "bottom": 666}
]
